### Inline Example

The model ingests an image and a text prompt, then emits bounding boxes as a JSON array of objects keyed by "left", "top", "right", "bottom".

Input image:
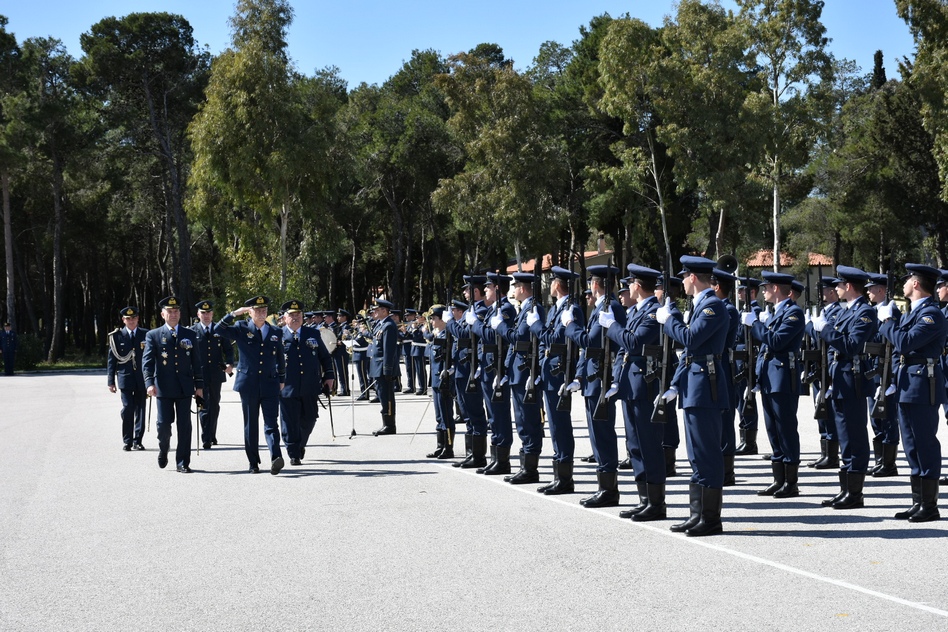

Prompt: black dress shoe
[
  {"left": 132, "top": 443, "right": 145, "bottom": 451},
  {"left": 618, "top": 458, "right": 632, "bottom": 470},
  {"left": 271, "top": 456, "right": 285, "bottom": 475},
  {"left": 212, "top": 439, "right": 218, "bottom": 445},
  {"left": 580, "top": 454, "right": 596, "bottom": 463},
  {"left": 176, "top": 465, "right": 192, "bottom": 473},
  {"left": 202, "top": 442, "right": 212, "bottom": 450},
  {"left": 290, "top": 458, "right": 302, "bottom": 466},
  {"left": 356, "top": 394, "right": 369, "bottom": 401},
  {"left": 415, "top": 390, "right": 427, "bottom": 396},
  {"left": 249, "top": 465, "right": 260, "bottom": 473},
  {"left": 369, "top": 396, "right": 380, "bottom": 403},
  {"left": 402, "top": 388, "right": 414, "bottom": 394},
  {"left": 301, "top": 447, "right": 306, "bottom": 459},
  {"left": 373, "top": 425, "right": 396, "bottom": 436},
  {"left": 158, "top": 452, "right": 168, "bottom": 468},
  {"left": 123, "top": 444, "right": 132, "bottom": 452}
]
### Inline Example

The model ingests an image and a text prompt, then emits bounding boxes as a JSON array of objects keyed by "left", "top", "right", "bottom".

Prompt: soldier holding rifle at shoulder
[
  {"left": 734, "top": 278, "right": 762, "bottom": 455},
  {"left": 447, "top": 276, "right": 490, "bottom": 468},
  {"left": 864, "top": 272, "right": 901, "bottom": 477}
]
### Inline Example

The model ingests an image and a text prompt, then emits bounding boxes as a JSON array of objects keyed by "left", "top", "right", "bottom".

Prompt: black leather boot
[
  {"left": 619, "top": 481, "right": 648, "bottom": 518},
  {"left": 504, "top": 451, "right": 524, "bottom": 482},
  {"left": 483, "top": 445, "right": 511, "bottom": 475},
  {"left": 895, "top": 475, "right": 922, "bottom": 519},
  {"left": 537, "top": 460, "right": 558, "bottom": 493},
  {"left": 806, "top": 439, "right": 827, "bottom": 468},
  {"left": 758, "top": 461, "right": 785, "bottom": 496},
  {"left": 814, "top": 440, "right": 840, "bottom": 469},
  {"left": 581, "top": 471, "right": 620, "bottom": 508},
  {"left": 909, "top": 478, "right": 940, "bottom": 522},
  {"left": 773, "top": 462, "right": 800, "bottom": 498},
  {"left": 822, "top": 470, "right": 848, "bottom": 507},
  {"left": 872, "top": 443, "right": 899, "bottom": 477},
  {"left": 373, "top": 414, "right": 396, "bottom": 436},
  {"left": 832, "top": 471, "right": 865, "bottom": 510},
  {"left": 437, "top": 429, "right": 455, "bottom": 459},
  {"left": 542, "top": 460, "right": 574, "bottom": 495},
  {"left": 869, "top": 438, "right": 883, "bottom": 474},
  {"left": 507, "top": 453, "right": 540, "bottom": 485},
  {"left": 735, "top": 428, "right": 746, "bottom": 453},
  {"left": 477, "top": 445, "right": 498, "bottom": 474},
  {"left": 632, "top": 483, "right": 667, "bottom": 522},
  {"left": 619, "top": 449, "right": 633, "bottom": 470},
  {"left": 735, "top": 429, "right": 758, "bottom": 455},
  {"left": 723, "top": 454, "right": 736, "bottom": 486},
  {"left": 686, "top": 486, "right": 723, "bottom": 537},
  {"left": 670, "top": 484, "right": 702, "bottom": 533},
  {"left": 459, "top": 435, "right": 488, "bottom": 469},
  {"left": 452, "top": 434, "right": 473, "bottom": 467},
  {"left": 426, "top": 430, "right": 445, "bottom": 458},
  {"left": 664, "top": 447, "right": 678, "bottom": 477}
]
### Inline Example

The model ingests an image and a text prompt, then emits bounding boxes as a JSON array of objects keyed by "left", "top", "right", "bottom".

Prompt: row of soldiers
[{"left": 365, "top": 257, "right": 947, "bottom": 536}]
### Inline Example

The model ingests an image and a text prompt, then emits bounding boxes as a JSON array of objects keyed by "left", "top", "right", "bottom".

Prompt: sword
[
  {"left": 409, "top": 392, "right": 434, "bottom": 445},
  {"left": 323, "top": 384, "right": 336, "bottom": 440},
  {"left": 147, "top": 394, "right": 152, "bottom": 433}
]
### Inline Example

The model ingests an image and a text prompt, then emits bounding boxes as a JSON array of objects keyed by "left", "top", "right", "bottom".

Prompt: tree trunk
[
  {"left": 715, "top": 207, "right": 726, "bottom": 261},
  {"left": 2, "top": 168, "right": 14, "bottom": 329},
  {"left": 47, "top": 151, "right": 66, "bottom": 362},
  {"left": 772, "top": 158, "right": 780, "bottom": 272}
]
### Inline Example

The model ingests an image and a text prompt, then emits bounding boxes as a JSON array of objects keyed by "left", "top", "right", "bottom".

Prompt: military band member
[
  {"left": 142, "top": 297, "right": 204, "bottom": 472},
  {"left": 322, "top": 310, "right": 348, "bottom": 397},
  {"left": 527, "top": 266, "right": 583, "bottom": 494},
  {"left": 734, "top": 278, "right": 762, "bottom": 455},
  {"left": 493, "top": 272, "right": 546, "bottom": 484},
  {"left": 656, "top": 256, "right": 729, "bottom": 536},
  {"left": 108, "top": 306, "right": 148, "bottom": 451},
  {"left": 865, "top": 273, "right": 901, "bottom": 477},
  {"left": 425, "top": 305, "right": 455, "bottom": 459},
  {"left": 369, "top": 299, "right": 399, "bottom": 436},
  {"left": 191, "top": 300, "right": 235, "bottom": 450},
  {"left": 811, "top": 266, "right": 878, "bottom": 509},
  {"left": 743, "top": 272, "right": 806, "bottom": 499},
  {"left": 563, "top": 264, "right": 627, "bottom": 508},
  {"left": 602, "top": 264, "right": 666, "bottom": 521},
  {"left": 335, "top": 310, "right": 354, "bottom": 396},
  {"left": 280, "top": 300, "right": 335, "bottom": 464},
  {"left": 217, "top": 296, "right": 287, "bottom": 474},
  {"left": 878, "top": 264, "right": 947, "bottom": 522}
]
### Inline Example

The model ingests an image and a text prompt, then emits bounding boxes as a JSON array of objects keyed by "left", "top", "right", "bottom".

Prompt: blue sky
[{"left": 5, "top": 1, "right": 916, "bottom": 88}]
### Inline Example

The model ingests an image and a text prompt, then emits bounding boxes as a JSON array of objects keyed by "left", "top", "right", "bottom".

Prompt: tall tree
[{"left": 0, "top": 16, "right": 20, "bottom": 328}]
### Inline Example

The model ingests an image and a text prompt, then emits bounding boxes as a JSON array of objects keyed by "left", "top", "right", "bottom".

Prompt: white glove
[
  {"left": 740, "top": 312, "right": 755, "bottom": 327},
  {"left": 604, "top": 383, "right": 618, "bottom": 400},
  {"left": 812, "top": 315, "right": 827, "bottom": 332},
  {"left": 560, "top": 309, "right": 574, "bottom": 327},
  {"left": 473, "top": 367, "right": 482, "bottom": 379},
  {"left": 759, "top": 309, "right": 771, "bottom": 324},
  {"left": 526, "top": 307, "right": 539, "bottom": 327},
  {"left": 489, "top": 313, "right": 502, "bottom": 329},
  {"left": 683, "top": 310, "right": 691, "bottom": 325},
  {"left": 877, "top": 302, "right": 894, "bottom": 322},
  {"left": 885, "top": 383, "right": 897, "bottom": 397},
  {"left": 804, "top": 312, "right": 811, "bottom": 324},
  {"left": 493, "top": 374, "right": 508, "bottom": 389},
  {"left": 444, "top": 310, "right": 453, "bottom": 322},
  {"left": 465, "top": 310, "right": 476, "bottom": 325},
  {"left": 656, "top": 305, "right": 671, "bottom": 324},
  {"left": 661, "top": 387, "right": 678, "bottom": 402},
  {"left": 566, "top": 379, "right": 581, "bottom": 393},
  {"left": 598, "top": 309, "right": 616, "bottom": 330}
]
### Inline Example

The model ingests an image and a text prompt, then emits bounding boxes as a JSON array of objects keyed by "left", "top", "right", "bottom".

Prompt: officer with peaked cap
[
  {"left": 711, "top": 267, "right": 741, "bottom": 486},
  {"left": 448, "top": 276, "right": 490, "bottom": 467},
  {"left": 108, "top": 306, "right": 148, "bottom": 451},
  {"left": 601, "top": 264, "right": 667, "bottom": 520},
  {"left": 811, "top": 266, "right": 878, "bottom": 509},
  {"left": 656, "top": 256, "right": 729, "bottom": 536},
  {"left": 878, "top": 264, "right": 947, "bottom": 521},
  {"left": 280, "top": 300, "right": 335, "bottom": 464},
  {"left": 563, "top": 263, "right": 627, "bottom": 508},
  {"left": 734, "top": 277, "right": 762, "bottom": 455},
  {"left": 864, "top": 273, "right": 901, "bottom": 477},
  {"left": 142, "top": 296, "right": 204, "bottom": 472},
  {"left": 743, "top": 271, "right": 806, "bottom": 499},
  {"left": 423, "top": 305, "right": 455, "bottom": 458},
  {"left": 609, "top": 276, "right": 637, "bottom": 471},
  {"left": 217, "top": 296, "right": 288, "bottom": 474},
  {"left": 657, "top": 275, "right": 684, "bottom": 476},
  {"left": 805, "top": 275, "right": 846, "bottom": 470},
  {"left": 191, "top": 300, "right": 235, "bottom": 449},
  {"left": 368, "top": 299, "right": 399, "bottom": 435},
  {"left": 334, "top": 310, "right": 353, "bottom": 396},
  {"left": 528, "top": 265, "right": 584, "bottom": 494}
]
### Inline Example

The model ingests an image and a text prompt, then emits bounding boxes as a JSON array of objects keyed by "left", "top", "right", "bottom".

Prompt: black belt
[
  {"left": 457, "top": 338, "right": 472, "bottom": 349},
  {"left": 544, "top": 343, "right": 567, "bottom": 358},
  {"left": 900, "top": 354, "right": 937, "bottom": 366},
  {"left": 585, "top": 348, "right": 604, "bottom": 360},
  {"left": 514, "top": 342, "right": 532, "bottom": 352}
]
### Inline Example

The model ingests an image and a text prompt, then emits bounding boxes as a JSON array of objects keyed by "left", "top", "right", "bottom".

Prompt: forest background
[{"left": 2, "top": 0, "right": 948, "bottom": 368}]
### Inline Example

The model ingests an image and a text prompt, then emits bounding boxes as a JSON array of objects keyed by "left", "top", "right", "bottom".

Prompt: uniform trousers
[
  {"left": 542, "top": 388, "right": 574, "bottom": 463},
  {"left": 683, "top": 406, "right": 725, "bottom": 488},
  {"left": 511, "top": 382, "right": 543, "bottom": 454},
  {"left": 898, "top": 402, "right": 942, "bottom": 479},
  {"left": 156, "top": 397, "right": 192, "bottom": 468},
  {"left": 760, "top": 391, "right": 801, "bottom": 463}
]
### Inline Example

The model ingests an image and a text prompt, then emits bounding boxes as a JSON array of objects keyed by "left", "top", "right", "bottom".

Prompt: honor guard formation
[{"left": 107, "top": 259, "right": 948, "bottom": 534}]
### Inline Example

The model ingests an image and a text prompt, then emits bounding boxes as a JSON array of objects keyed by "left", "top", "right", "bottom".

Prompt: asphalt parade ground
[{"left": 2, "top": 371, "right": 948, "bottom": 631}]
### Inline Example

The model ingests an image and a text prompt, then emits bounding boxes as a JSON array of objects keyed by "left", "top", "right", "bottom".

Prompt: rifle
[
  {"left": 556, "top": 254, "right": 578, "bottom": 412},
  {"left": 524, "top": 272, "right": 541, "bottom": 404},
  {"left": 739, "top": 265, "right": 759, "bottom": 417},
  {"left": 801, "top": 274, "right": 818, "bottom": 392},
  {"left": 592, "top": 260, "right": 615, "bottom": 421},
  {"left": 465, "top": 296, "right": 480, "bottom": 394},
  {"left": 491, "top": 286, "right": 507, "bottom": 403},
  {"left": 813, "top": 263, "right": 830, "bottom": 421},
  {"left": 649, "top": 261, "right": 673, "bottom": 424},
  {"left": 870, "top": 260, "right": 895, "bottom": 419}
]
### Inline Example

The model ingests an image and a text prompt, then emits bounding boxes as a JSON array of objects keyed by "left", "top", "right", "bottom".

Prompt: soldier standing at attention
[
  {"left": 1, "top": 321, "right": 16, "bottom": 375},
  {"left": 217, "top": 296, "right": 287, "bottom": 474},
  {"left": 142, "top": 297, "right": 204, "bottom": 473},
  {"left": 369, "top": 299, "right": 399, "bottom": 436},
  {"left": 191, "top": 300, "right": 235, "bottom": 450},
  {"left": 108, "top": 306, "right": 148, "bottom": 451}
]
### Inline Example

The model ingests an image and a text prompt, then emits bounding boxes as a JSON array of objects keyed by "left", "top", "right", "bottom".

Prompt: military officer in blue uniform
[
  {"left": 351, "top": 315, "right": 372, "bottom": 400},
  {"left": 335, "top": 310, "right": 353, "bottom": 396},
  {"left": 743, "top": 271, "right": 806, "bottom": 498},
  {"left": 657, "top": 275, "right": 684, "bottom": 476},
  {"left": 864, "top": 273, "right": 901, "bottom": 477},
  {"left": 712, "top": 268, "right": 741, "bottom": 486},
  {"left": 602, "top": 264, "right": 666, "bottom": 520},
  {"left": 805, "top": 276, "right": 845, "bottom": 469},
  {"left": 563, "top": 264, "right": 627, "bottom": 508},
  {"left": 878, "top": 263, "right": 947, "bottom": 522},
  {"left": 280, "top": 300, "right": 335, "bottom": 464},
  {"left": 734, "top": 278, "right": 762, "bottom": 455},
  {"left": 610, "top": 278, "right": 637, "bottom": 471},
  {"left": 407, "top": 310, "right": 428, "bottom": 395},
  {"left": 1, "top": 321, "right": 16, "bottom": 375},
  {"left": 493, "top": 271, "right": 546, "bottom": 484},
  {"left": 142, "top": 296, "right": 204, "bottom": 473},
  {"left": 448, "top": 277, "right": 490, "bottom": 468},
  {"left": 369, "top": 299, "right": 400, "bottom": 436},
  {"left": 191, "top": 300, "right": 235, "bottom": 450},
  {"left": 217, "top": 296, "right": 287, "bottom": 474},
  {"left": 424, "top": 305, "right": 455, "bottom": 459},
  {"left": 656, "top": 256, "right": 730, "bottom": 537},
  {"left": 108, "top": 306, "right": 148, "bottom": 451},
  {"left": 811, "top": 266, "right": 878, "bottom": 509},
  {"left": 321, "top": 310, "right": 348, "bottom": 397}
]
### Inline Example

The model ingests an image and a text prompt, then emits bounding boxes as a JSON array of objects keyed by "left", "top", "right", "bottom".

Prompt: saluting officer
[
  {"left": 217, "top": 296, "right": 287, "bottom": 474},
  {"left": 743, "top": 271, "right": 806, "bottom": 499},
  {"left": 811, "top": 266, "right": 878, "bottom": 509},
  {"left": 191, "top": 300, "right": 235, "bottom": 450},
  {"left": 878, "top": 264, "right": 947, "bottom": 521},
  {"left": 280, "top": 300, "right": 335, "bottom": 464},
  {"left": 108, "top": 306, "right": 148, "bottom": 451},
  {"left": 563, "top": 264, "right": 627, "bottom": 508},
  {"left": 369, "top": 299, "right": 399, "bottom": 436},
  {"left": 656, "top": 256, "right": 730, "bottom": 537},
  {"left": 142, "top": 296, "right": 204, "bottom": 473}
]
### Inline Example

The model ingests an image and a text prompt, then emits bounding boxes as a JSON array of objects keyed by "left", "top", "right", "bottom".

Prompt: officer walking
[
  {"left": 142, "top": 297, "right": 204, "bottom": 473},
  {"left": 108, "top": 307, "right": 148, "bottom": 451},
  {"left": 191, "top": 300, "right": 235, "bottom": 450}
]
